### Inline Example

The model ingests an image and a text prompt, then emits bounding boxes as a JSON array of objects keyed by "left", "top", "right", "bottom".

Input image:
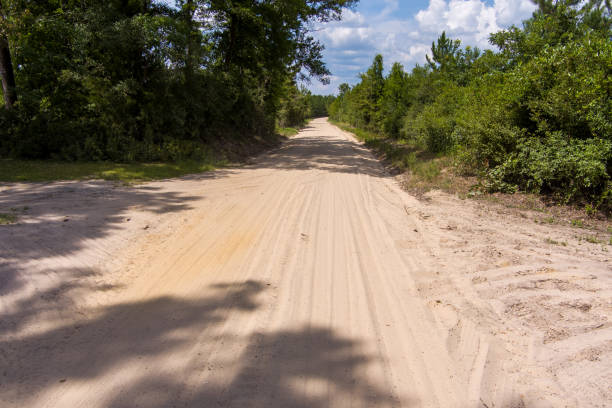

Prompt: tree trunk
[
  {"left": 0, "top": 35, "right": 16, "bottom": 108},
  {"left": 0, "top": 5, "right": 17, "bottom": 109},
  {"left": 185, "top": 0, "right": 195, "bottom": 78},
  {"left": 225, "top": 13, "right": 237, "bottom": 68}
]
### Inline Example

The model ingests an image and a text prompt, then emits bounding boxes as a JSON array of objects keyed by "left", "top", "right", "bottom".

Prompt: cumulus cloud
[
  {"left": 310, "top": 0, "right": 537, "bottom": 94},
  {"left": 379, "top": 0, "right": 400, "bottom": 17},
  {"left": 495, "top": 0, "right": 539, "bottom": 25},
  {"left": 415, "top": 0, "right": 535, "bottom": 46},
  {"left": 415, "top": 0, "right": 448, "bottom": 33}
]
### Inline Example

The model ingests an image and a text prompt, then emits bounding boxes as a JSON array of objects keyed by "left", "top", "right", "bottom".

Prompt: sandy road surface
[{"left": 1, "top": 118, "right": 611, "bottom": 407}]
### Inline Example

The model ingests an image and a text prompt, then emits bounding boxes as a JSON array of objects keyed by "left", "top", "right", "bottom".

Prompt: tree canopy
[{"left": 0, "top": 0, "right": 355, "bottom": 161}]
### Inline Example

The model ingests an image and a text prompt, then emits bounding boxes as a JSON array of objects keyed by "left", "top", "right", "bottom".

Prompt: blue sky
[{"left": 309, "top": 0, "right": 537, "bottom": 94}]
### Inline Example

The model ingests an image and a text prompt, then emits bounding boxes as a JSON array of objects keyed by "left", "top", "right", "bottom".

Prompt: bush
[
  {"left": 415, "top": 106, "right": 455, "bottom": 153},
  {"left": 487, "top": 134, "right": 612, "bottom": 206},
  {"left": 512, "top": 32, "right": 612, "bottom": 141},
  {"left": 408, "top": 81, "right": 464, "bottom": 153},
  {"left": 451, "top": 74, "right": 527, "bottom": 170}
]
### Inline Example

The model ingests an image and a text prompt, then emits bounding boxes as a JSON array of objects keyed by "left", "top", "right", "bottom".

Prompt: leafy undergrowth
[{"left": 0, "top": 132, "right": 285, "bottom": 183}]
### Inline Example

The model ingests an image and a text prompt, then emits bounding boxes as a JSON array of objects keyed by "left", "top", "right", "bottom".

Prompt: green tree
[
  {"left": 354, "top": 54, "right": 384, "bottom": 129},
  {"left": 0, "top": 0, "right": 359, "bottom": 160},
  {"left": 427, "top": 32, "right": 480, "bottom": 84},
  {"left": 380, "top": 62, "right": 408, "bottom": 137},
  {"left": 426, "top": 31, "right": 461, "bottom": 72}
]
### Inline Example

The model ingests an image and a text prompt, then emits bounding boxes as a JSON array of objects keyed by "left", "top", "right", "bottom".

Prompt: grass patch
[
  {"left": 584, "top": 235, "right": 602, "bottom": 244},
  {"left": 0, "top": 213, "right": 17, "bottom": 225},
  {"left": 1, "top": 129, "right": 285, "bottom": 183},
  {"left": 277, "top": 127, "right": 300, "bottom": 137},
  {"left": 535, "top": 216, "right": 556, "bottom": 224},
  {"left": 545, "top": 237, "right": 567, "bottom": 246},
  {"left": 0, "top": 159, "right": 221, "bottom": 183},
  {"left": 571, "top": 219, "right": 585, "bottom": 228}
]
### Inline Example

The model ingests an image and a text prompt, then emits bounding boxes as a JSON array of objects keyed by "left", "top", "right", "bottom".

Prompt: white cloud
[
  {"left": 310, "top": 0, "right": 537, "bottom": 94},
  {"left": 446, "top": 1, "right": 484, "bottom": 31},
  {"left": 415, "top": 0, "right": 535, "bottom": 48},
  {"left": 308, "top": 75, "right": 344, "bottom": 95},
  {"left": 415, "top": 0, "right": 448, "bottom": 33},
  {"left": 380, "top": 0, "right": 400, "bottom": 17},
  {"left": 494, "top": 0, "right": 537, "bottom": 26}
]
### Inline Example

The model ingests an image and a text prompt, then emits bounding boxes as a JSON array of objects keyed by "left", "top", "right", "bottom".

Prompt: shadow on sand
[
  {"left": 1, "top": 280, "right": 400, "bottom": 407},
  {"left": 250, "top": 134, "right": 386, "bottom": 178},
  {"left": 0, "top": 129, "right": 384, "bottom": 297},
  {"left": 0, "top": 126, "right": 404, "bottom": 407}
]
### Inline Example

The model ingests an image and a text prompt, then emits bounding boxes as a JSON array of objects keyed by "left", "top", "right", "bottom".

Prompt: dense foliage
[
  {"left": 330, "top": 0, "right": 611, "bottom": 209},
  {"left": 0, "top": 0, "right": 353, "bottom": 161},
  {"left": 308, "top": 94, "right": 335, "bottom": 117},
  {"left": 278, "top": 87, "right": 335, "bottom": 127}
]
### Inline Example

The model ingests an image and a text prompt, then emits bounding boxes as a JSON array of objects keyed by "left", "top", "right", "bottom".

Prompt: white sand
[{"left": 0, "top": 118, "right": 610, "bottom": 407}]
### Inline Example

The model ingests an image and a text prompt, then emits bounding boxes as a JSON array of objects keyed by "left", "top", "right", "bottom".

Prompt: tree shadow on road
[
  {"left": 0, "top": 280, "right": 264, "bottom": 404},
  {"left": 0, "top": 127, "right": 407, "bottom": 407},
  {"left": 248, "top": 135, "right": 388, "bottom": 178},
  {"left": 1, "top": 279, "right": 402, "bottom": 408},
  {"left": 0, "top": 179, "right": 209, "bottom": 299},
  {"left": 0, "top": 130, "right": 383, "bottom": 299},
  {"left": 107, "top": 327, "right": 401, "bottom": 408}
]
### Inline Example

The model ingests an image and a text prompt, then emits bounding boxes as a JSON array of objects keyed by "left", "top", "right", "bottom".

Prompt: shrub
[
  {"left": 415, "top": 106, "right": 455, "bottom": 153},
  {"left": 511, "top": 32, "right": 612, "bottom": 141},
  {"left": 410, "top": 81, "right": 464, "bottom": 153},
  {"left": 487, "top": 134, "right": 612, "bottom": 206}
]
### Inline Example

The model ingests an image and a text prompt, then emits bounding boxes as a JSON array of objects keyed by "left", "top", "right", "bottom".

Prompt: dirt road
[{"left": 1, "top": 118, "right": 610, "bottom": 407}]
